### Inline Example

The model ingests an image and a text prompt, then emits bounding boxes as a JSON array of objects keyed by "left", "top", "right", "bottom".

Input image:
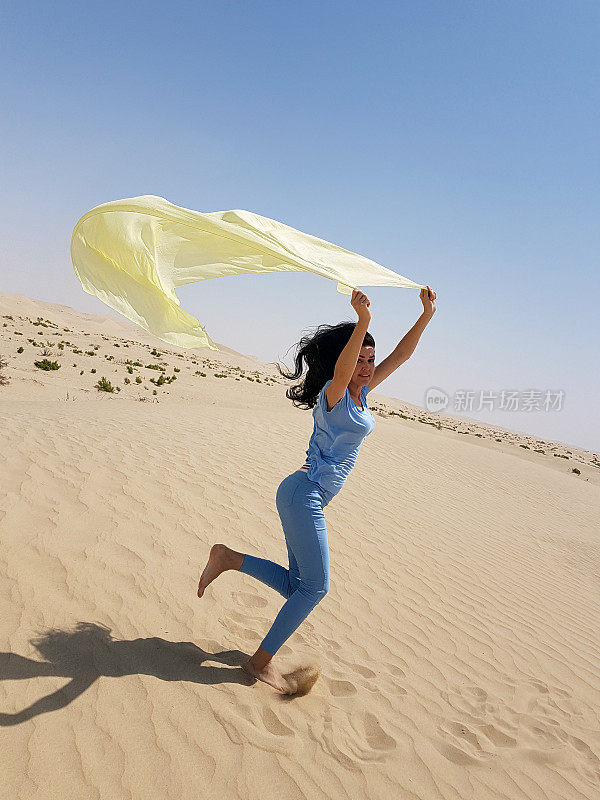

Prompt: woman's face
[{"left": 351, "top": 346, "right": 375, "bottom": 387}]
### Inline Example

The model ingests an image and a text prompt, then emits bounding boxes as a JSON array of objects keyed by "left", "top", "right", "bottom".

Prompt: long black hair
[{"left": 274, "top": 321, "right": 375, "bottom": 410}]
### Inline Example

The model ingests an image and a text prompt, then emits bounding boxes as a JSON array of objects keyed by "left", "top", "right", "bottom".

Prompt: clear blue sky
[{"left": 1, "top": 1, "right": 598, "bottom": 451}]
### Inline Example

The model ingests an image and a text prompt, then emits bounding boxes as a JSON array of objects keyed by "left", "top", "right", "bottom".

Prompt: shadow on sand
[{"left": 0, "top": 621, "right": 254, "bottom": 725}]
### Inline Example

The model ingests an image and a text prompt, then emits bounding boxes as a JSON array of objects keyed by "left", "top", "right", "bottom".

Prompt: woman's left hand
[{"left": 420, "top": 285, "right": 437, "bottom": 317}]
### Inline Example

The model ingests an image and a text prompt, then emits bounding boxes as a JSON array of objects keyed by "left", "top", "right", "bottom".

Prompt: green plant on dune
[
  {"left": 95, "top": 376, "right": 115, "bottom": 393},
  {"left": 34, "top": 359, "right": 60, "bottom": 371}
]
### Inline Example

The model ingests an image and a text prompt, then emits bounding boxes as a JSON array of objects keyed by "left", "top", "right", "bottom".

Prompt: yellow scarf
[{"left": 71, "top": 194, "right": 426, "bottom": 350}]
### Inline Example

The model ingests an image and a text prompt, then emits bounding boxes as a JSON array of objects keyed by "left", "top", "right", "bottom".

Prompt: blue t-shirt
[{"left": 304, "top": 378, "right": 376, "bottom": 496}]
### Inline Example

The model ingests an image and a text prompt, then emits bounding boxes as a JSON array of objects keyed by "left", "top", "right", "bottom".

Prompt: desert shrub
[
  {"left": 17, "top": 346, "right": 24, "bottom": 353},
  {"left": 91, "top": 368, "right": 96, "bottom": 374},
  {"left": 124, "top": 377, "right": 130, "bottom": 384},
  {"left": 34, "top": 359, "right": 60, "bottom": 371},
  {"left": 0, "top": 354, "right": 9, "bottom": 386},
  {"left": 95, "top": 377, "right": 115, "bottom": 393},
  {"left": 126, "top": 365, "right": 134, "bottom": 374},
  {"left": 135, "top": 376, "right": 142, "bottom": 384}
]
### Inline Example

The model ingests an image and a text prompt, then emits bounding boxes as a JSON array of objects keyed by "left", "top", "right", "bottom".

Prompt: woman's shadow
[{"left": 0, "top": 622, "right": 254, "bottom": 725}]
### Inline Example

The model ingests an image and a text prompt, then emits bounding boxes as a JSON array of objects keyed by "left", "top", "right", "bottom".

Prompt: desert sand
[{"left": 1, "top": 290, "right": 599, "bottom": 800}]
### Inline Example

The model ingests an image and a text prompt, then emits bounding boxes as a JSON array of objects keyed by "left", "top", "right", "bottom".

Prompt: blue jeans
[{"left": 238, "top": 469, "right": 335, "bottom": 655}]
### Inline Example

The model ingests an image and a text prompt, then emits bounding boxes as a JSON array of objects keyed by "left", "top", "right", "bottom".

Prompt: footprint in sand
[
  {"left": 236, "top": 591, "right": 268, "bottom": 609},
  {"left": 479, "top": 723, "right": 517, "bottom": 748},
  {"left": 260, "top": 707, "right": 295, "bottom": 737},
  {"left": 324, "top": 677, "right": 357, "bottom": 697},
  {"left": 439, "top": 679, "right": 600, "bottom": 783},
  {"left": 362, "top": 711, "right": 396, "bottom": 751},
  {"left": 352, "top": 663, "right": 377, "bottom": 679}
]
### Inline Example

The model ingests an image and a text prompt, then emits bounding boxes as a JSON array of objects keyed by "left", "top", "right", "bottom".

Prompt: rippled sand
[{"left": 1, "top": 290, "right": 599, "bottom": 800}]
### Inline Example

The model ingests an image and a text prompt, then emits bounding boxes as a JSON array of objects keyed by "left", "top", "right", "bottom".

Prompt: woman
[{"left": 197, "top": 286, "right": 437, "bottom": 693}]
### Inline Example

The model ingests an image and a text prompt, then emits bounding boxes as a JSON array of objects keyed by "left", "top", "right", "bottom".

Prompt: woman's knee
[
  {"left": 299, "top": 580, "right": 329, "bottom": 603},
  {"left": 315, "top": 585, "right": 329, "bottom": 602}
]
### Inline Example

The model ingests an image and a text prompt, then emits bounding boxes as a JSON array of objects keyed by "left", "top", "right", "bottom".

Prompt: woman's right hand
[{"left": 351, "top": 289, "right": 371, "bottom": 324}]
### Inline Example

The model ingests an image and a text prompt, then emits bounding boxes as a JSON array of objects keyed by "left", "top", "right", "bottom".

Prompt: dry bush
[{"left": 0, "top": 354, "right": 9, "bottom": 386}]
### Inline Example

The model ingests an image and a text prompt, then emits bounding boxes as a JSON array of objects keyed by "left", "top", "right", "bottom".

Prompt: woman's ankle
[{"left": 249, "top": 646, "right": 273, "bottom": 670}]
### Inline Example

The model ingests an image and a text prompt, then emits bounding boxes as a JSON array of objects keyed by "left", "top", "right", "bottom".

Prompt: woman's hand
[
  {"left": 420, "top": 285, "right": 437, "bottom": 317},
  {"left": 351, "top": 289, "right": 371, "bottom": 324}
]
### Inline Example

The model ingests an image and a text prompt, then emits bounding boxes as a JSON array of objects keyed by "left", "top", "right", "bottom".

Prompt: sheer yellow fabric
[{"left": 71, "top": 194, "right": 426, "bottom": 351}]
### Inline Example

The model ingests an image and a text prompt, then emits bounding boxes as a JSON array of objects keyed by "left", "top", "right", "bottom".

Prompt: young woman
[{"left": 197, "top": 286, "right": 437, "bottom": 693}]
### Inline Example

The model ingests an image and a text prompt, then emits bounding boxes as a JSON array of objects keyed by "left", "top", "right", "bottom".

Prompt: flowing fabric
[{"left": 71, "top": 194, "right": 426, "bottom": 350}]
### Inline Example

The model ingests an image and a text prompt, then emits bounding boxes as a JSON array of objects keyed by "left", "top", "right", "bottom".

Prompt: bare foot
[
  {"left": 242, "top": 660, "right": 291, "bottom": 694},
  {"left": 197, "top": 544, "right": 242, "bottom": 598}
]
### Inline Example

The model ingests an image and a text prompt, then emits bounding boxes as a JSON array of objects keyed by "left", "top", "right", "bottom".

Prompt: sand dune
[{"left": 1, "top": 291, "right": 599, "bottom": 800}]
